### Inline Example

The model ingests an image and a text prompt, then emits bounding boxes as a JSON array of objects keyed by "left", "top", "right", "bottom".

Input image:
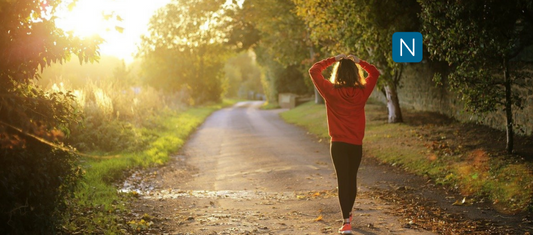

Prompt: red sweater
[{"left": 309, "top": 57, "right": 380, "bottom": 145}]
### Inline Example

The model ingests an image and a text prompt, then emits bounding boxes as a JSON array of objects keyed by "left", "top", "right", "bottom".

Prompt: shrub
[
  {"left": 0, "top": 142, "right": 81, "bottom": 234},
  {"left": 0, "top": 81, "right": 83, "bottom": 234}
]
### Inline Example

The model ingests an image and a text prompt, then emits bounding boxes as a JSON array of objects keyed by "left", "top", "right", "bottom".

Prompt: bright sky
[{"left": 55, "top": 0, "right": 173, "bottom": 64}]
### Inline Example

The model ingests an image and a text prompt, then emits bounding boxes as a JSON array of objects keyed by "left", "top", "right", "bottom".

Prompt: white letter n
[{"left": 400, "top": 38, "right": 415, "bottom": 56}]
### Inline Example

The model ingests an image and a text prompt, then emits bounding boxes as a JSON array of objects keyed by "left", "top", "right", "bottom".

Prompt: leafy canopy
[
  {"left": 138, "top": 0, "right": 231, "bottom": 105},
  {"left": 420, "top": 0, "right": 533, "bottom": 113},
  {"left": 0, "top": 0, "right": 103, "bottom": 232},
  {"left": 293, "top": 0, "right": 420, "bottom": 83}
]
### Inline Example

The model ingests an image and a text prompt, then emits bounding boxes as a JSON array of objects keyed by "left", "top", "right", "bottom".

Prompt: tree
[
  {"left": 419, "top": 0, "right": 533, "bottom": 153},
  {"left": 0, "top": 0, "right": 101, "bottom": 232},
  {"left": 138, "top": 0, "right": 230, "bottom": 105},
  {"left": 293, "top": 0, "right": 421, "bottom": 123},
  {"left": 225, "top": 0, "right": 316, "bottom": 104},
  {"left": 224, "top": 51, "right": 263, "bottom": 99}
]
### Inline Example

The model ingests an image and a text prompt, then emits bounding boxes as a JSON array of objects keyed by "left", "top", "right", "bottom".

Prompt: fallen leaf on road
[
  {"left": 315, "top": 215, "right": 323, "bottom": 221},
  {"left": 452, "top": 197, "right": 471, "bottom": 206}
]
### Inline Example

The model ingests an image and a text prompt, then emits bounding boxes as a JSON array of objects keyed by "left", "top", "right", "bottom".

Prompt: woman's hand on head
[
  {"left": 347, "top": 55, "right": 360, "bottom": 63},
  {"left": 334, "top": 54, "right": 347, "bottom": 61}
]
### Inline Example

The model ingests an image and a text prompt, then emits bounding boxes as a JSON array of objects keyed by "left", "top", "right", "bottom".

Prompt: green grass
[
  {"left": 62, "top": 100, "right": 237, "bottom": 234},
  {"left": 260, "top": 100, "right": 281, "bottom": 110},
  {"left": 279, "top": 101, "right": 329, "bottom": 140},
  {"left": 281, "top": 100, "right": 533, "bottom": 213}
]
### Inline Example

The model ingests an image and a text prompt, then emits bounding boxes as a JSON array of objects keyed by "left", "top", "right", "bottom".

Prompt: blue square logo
[{"left": 392, "top": 32, "right": 423, "bottom": 63}]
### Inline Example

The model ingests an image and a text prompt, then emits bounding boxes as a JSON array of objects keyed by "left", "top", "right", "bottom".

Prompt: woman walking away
[{"left": 309, "top": 54, "right": 380, "bottom": 234}]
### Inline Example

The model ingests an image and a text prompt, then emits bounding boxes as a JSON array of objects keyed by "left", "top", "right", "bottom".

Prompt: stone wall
[{"left": 370, "top": 61, "right": 533, "bottom": 136}]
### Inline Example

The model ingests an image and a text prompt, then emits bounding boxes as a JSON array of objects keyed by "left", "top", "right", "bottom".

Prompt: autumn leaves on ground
[{"left": 121, "top": 101, "right": 532, "bottom": 234}]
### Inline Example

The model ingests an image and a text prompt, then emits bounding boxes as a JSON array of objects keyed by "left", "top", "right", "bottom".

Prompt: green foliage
[
  {"left": 419, "top": 0, "right": 533, "bottom": 152},
  {"left": 224, "top": 2, "right": 261, "bottom": 51},
  {"left": 0, "top": 0, "right": 102, "bottom": 86},
  {"left": 39, "top": 58, "right": 185, "bottom": 154},
  {"left": 0, "top": 0, "right": 103, "bottom": 232},
  {"left": 240, "top": 0, "right": 311, "bottom": 66},
  {"left": 293, "top": 0, "right": 420, "bottom": 122},
  {"left": 70, "top": 118, "right": 149, "bottom": 153},
  {"left": 256, "top": 50, "right": 284, "bottom": 102},
  {"left": 253, "top": 45, "right": 312, "bottom": 103},
  {"left": 0, "top": 81, "right": 82, "bottom": 233},
  {"left": 226, "top": 0, "right": 315, "bottom": 102},
  {"left": 64, "top": 81, "right": 169, "bottom": 153},
  {"left": 0, "top": 142, "right": 82, "bottom": 234},
  {"left": 278, "top": 65, "right": 310, "bottom": 95},
  {"left": 223, "top": 51, "right": 263, "bottom": 98},
  {"left": 1, "top": 80, "right": 80, "bottom": 142},
  {"left": 138, "top": 0, "right": 231, "bottom": 105},
  {"left": 419, "top": 0, "right": 532, "bottom": 113},
  {"left": 293, "top": 0, "right": 419, "bottom": 83}
]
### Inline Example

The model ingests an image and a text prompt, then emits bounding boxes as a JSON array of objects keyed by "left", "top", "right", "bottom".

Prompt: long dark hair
[{"left": 330, "top": 58, "right": 365, "bottom": 88}]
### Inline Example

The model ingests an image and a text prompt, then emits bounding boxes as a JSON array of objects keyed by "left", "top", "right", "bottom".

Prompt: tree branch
[
  {"left": 393, "top": 64, "right": 404, "bottom": 85},
  {"left": 0, "top": 120, "right": 119, "bottom": 160}
]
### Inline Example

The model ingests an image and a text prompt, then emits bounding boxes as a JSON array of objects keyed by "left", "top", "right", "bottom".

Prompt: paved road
[
  {"left": 129, "top": 101, "right": 436, "bottom": 234},
  {"left": 177, "top": 101, "right": 337, "bottom": 192}
]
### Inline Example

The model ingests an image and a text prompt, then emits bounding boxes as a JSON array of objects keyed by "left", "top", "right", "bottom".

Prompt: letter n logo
[{"left": 392, "top": 32, "right": 423, "bottom": 63}]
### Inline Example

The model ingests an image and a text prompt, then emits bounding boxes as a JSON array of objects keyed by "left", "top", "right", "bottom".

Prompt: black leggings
[{"left": 330, "top": 141, "right": 363, "bottom": 219}]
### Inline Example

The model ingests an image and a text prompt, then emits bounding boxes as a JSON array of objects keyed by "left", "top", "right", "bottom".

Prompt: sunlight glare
[
  {"left": 55, "top": 0, "right": 242, "bottom": 64},
  {"left": 55, "top": 0, "right": 172, "bottom": 64},
  {"left": 55, "top": 0, "right": 110, "bottom": 38}
]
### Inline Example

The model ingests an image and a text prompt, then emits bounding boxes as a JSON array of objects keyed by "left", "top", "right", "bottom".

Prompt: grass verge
[
  {"left": 280, "top": 100, "right": 533, "bottom": 214},
  {"left": 260, "top": 100, "right": 280, "bottom": 110},
  {"left": 61, "top": 100, "right": 237, "bottom": 234}
]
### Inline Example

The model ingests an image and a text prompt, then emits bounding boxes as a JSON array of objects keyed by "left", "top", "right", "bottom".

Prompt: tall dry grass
[{"left": 42, "top": 74, "right": 189, "bottom": 153}]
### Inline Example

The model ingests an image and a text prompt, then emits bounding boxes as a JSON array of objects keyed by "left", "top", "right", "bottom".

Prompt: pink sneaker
[
  {"left": 338, "top": 223, "right": 353, "bottom": 234},
  {"left": 338, "top": 214, "right": 353, "bottom": 234}
]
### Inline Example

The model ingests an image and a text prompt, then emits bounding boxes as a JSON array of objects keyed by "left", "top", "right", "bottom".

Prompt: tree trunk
[
  {"left": 503, "top": 58, "right": 514, "bottom": 153},
  {"left": 306, "top": 36, "right": 324, "bottom": 105},
  {"left": 314, "top": 87, "right": 325, "bottom": 104},
  {"left": 384, "top": 85, "right": 403, "bottom": 123}
]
